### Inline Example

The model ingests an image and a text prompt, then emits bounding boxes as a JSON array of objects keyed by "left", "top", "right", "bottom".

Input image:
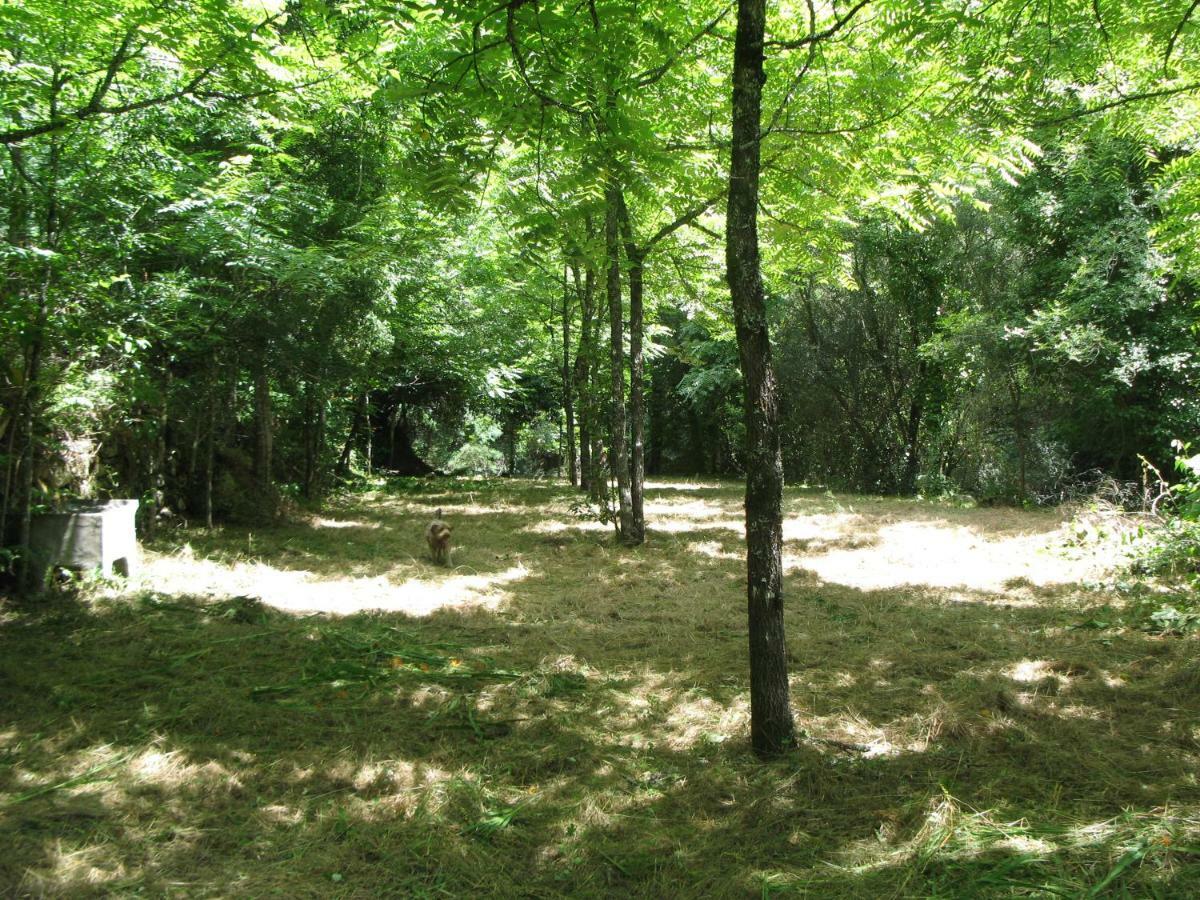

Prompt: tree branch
[
  {"left": 766, "top": 0, "right": 873, "bottom": 50},
  {"left": 1165, "top": 0, "right": 1200, "bottom": 69},
  {"left": 0, "top": 9, "right": 290, "bottom": 146},
  {"left": 1032, "top": 79, "right": 1200, "bottom": 126},
  {"left": 632, "top": 4, "right": 733, "bottom": 89}
]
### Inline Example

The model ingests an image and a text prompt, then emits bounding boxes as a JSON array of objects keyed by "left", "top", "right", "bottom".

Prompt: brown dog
[{"left": 425, "top": 508, "right": 452, "bottom": 566}]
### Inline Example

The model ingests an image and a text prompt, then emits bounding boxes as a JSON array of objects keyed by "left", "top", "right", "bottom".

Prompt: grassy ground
[{"left": 2, "top": 477, "right": 1198, "bottom": 897}]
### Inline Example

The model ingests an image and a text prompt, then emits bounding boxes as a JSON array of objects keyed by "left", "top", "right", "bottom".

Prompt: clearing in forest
[{"left": 1, "top": 479, "right": 1197, "bottom": 897}]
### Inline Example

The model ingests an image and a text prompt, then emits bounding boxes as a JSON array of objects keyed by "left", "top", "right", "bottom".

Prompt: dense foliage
[{"left": 3, "top": 0, "right": 1200, "bottom": 576}]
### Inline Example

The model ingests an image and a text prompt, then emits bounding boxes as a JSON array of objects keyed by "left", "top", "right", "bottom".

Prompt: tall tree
[{"left": 726, "top": 0, "right": 794, "bottom": 757}]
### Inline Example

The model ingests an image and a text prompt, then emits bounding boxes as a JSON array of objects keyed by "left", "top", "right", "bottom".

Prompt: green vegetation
[
  {"left": 3, "top": 0, "right": 1200, "bottom": 891},
  {"left": 3, "top": 480, "right": 1199, "bottom": 896}
]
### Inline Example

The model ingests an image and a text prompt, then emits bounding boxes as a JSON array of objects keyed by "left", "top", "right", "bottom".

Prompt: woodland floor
[{"left": 1, "top": 478, "right": 1198, "bottom": 897}]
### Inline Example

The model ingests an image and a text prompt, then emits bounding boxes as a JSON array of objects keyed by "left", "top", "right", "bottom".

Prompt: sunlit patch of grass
[{"left": 1, "top": 477, "right": 1198, "bottom": 896}]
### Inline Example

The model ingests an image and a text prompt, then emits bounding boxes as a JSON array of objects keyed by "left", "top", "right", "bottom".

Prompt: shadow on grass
[{"left": 1, "top": 478, "right": 1197, "bottom": 896}]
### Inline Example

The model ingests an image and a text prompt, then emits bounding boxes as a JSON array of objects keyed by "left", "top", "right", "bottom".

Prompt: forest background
[{"left": 2, "top": 0, "right": 1200, "bottom": 571}]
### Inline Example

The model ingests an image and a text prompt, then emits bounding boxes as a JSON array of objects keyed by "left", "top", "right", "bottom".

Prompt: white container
[{"left": 30, "top": 499, "right": 139, "bottom": 578}]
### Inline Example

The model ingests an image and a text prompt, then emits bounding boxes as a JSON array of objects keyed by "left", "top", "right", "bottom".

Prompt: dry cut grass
[{"left": 1, "top": 477, "right": 1198, "bottom": 897}]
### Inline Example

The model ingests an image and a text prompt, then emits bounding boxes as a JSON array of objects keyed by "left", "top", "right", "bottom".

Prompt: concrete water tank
[{"left": 29, "top": 499, "right": 139, "bottom": 579}]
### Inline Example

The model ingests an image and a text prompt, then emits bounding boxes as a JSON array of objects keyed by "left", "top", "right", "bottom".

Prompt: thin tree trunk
[
  {"left": 618, "top": 196, "right": 646, "bottom": 544},
  {"left": 338, "top": 390, "right": 368, "bottom": 476},
  {"left": 253, "top": 355, "right": 273, "bottom": 502},
  {"left": 573, "top": 264, "right": 594, "bottom": 493},
  {"left": 364, "top": 393, "right": 373, "bottom": 475},
  {"left": 16, "top": 321, "right": 44, "bottom": 591},
  {"left": 17, "top": 73, "right": 62, "bottom": 591},
  {"left": 590, "top": 257, "right": 608, "bottom": 505},
  {"left": 562, "top": 263, "right": 578, "bottom": 486},
  {"left": 204, "top": 423, "right": 215, "bottom": 529},
  {"left": 204, "top": 375, "right": 215, "bottom": 530},
  {"left": 728, "top": 0, "right": 795, "bottom": 757},
  {"left": 1010, "top": 374, "right": 1027, "bottom": 500},
  {"left": 143, "top": 369, "right": 170, "bottom": 539},
  {"left": 303, "top": 380, "right": 316, "bottom": 498},
  {"left": 605, "top": 180, "right": 634, "bottom": 539},
  {"left": 900, "top": 362, "right": 926, "bottom": 496}
]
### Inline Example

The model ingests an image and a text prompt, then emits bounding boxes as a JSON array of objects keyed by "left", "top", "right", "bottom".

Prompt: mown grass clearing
[{"left": 2, "top": 478, "right": 1198, "bottom": 896}]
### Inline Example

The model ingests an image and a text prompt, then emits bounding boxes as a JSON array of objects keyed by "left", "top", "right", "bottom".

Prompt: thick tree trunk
[
  {"left": 605, "top": 180, "right": 635, "bottom": 540},
  {"left": 1, "top": 142, "right": 31, "bottom": 546},
  {"left": 618, "top": 196, "right": 646, "bottom": 544},
  {"left": 562, "top": 264, "right": 578, "bottom": 486},
  {"left": 727, "top": 0, "right": 795, "bottom": 757},
  {"left": 379, "top": 403, "right": 434, "bottom": 475}
]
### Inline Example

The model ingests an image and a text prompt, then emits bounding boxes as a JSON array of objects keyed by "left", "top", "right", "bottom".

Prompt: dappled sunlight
[
  {"left": 787, "top": 518, "right": 1109, "bottom": 594},
  {"left": 4, "top": 480, "right": 1197, "bottom": 896},
  {"left": 137, "top": 550, "right": 531, "bottom": 615},
  {"left": 19, "top": 841, "right": 128, "bottom": 896},
  {"left": 129, "top": 748, "right": 240, "bottom": 793},
  {"left": 307, "top": 516, "right": 380, "bottom": 530},
  {"left": 686, "top": 539, "right": 740, "bottom": 560},
  {"left": 1007, "top": 658, "right": 1069, "bottom": 685},
  {"left": 651, "top": 515, "right": 743, "bottom": 534},
  {"left": 524, "top": 517, "right": 610, "bottom": 534}
]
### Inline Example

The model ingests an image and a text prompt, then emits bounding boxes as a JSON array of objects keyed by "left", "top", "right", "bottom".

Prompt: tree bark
[
  {"left": 605, "top": 179, "right": 634, "bottom": 540},
  {"left": 562, "top": 263, "right": 578, "bottom": 486},
  {"left": 204, "top": 386, "right": 215, "bottom": 530},
  {"left": 727, "top": 0, "right": 795, "bottom": 756},
  {"left": 572, "top": 263, "right": 594, "bottom": 493},
  {"left": 589, "top": 254, "right": 608, "bottom": 504},
  {"left": 618, "top": 195, "right": 646, "bottom": 545},
  {"left": 1, "top": 141, "right": 30, "bottom": 547}
]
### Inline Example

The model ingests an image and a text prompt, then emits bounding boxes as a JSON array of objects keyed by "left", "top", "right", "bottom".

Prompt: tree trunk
[
  {"left": 204, "top": 387, "right": 215, "bottom": 530},
  {"left": 337, "top": 391, "right": 368, "bottom": 476},
  {"left": 380, "top": 403, "right": 434, "bottom": 475},
  {"left": 1, "top": 142, "right": 30, "bottom": 548},
  {"left": 618, "top": 196, "right": 646, "bottom": 545},
  {"left": 17, "top": 74, "right": 61, "bottom": 591},
  {"left": 590, "top": 256, "right": 608, "bottom": 504},
  {"left": 253, "top": 356, "right": 273, "bottom": 500},
  {"left": 573, "top": 264, "right": 594, "bottom": 494},
  {"left": 143, "top": 369, "right": 170, "bottom": 539},
  {"left": 562, "top": 263, "right": 578, "bottom": 486},
  {"left": 302, "top": 379, "right": 322, "bottom": 499},
  {"left": 1010, "top": 374, "right": 1028, "bottom": 500},
  {"left": 605, "top": 180, "right": 634, "bottom": 540},
  {"left": 900, "top": 362, "right": 926, "bottom": 496},
  {"left": 727, "top": 0, "right": 795, "bottom": 757}
]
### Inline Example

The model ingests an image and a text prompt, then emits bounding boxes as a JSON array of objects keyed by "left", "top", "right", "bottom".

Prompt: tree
[{"left": 727, "top": 0, "right": 794, "bottom": 757}]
